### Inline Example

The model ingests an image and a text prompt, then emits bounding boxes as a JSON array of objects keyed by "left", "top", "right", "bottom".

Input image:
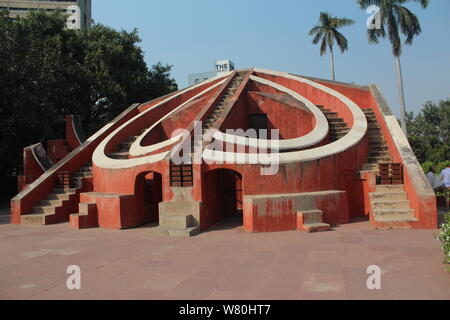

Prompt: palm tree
[
  {"left": 357, "top": 0, "right": 429, "bottom": 136},
  {"left": 309, "top": 12, "right": 355, "bottom": 81}
]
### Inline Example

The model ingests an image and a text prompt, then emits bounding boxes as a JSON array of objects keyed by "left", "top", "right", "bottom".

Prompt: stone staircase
[
  {"left": 203, "top": 74, "right": 244, "bottom": 134},
  {"left": 317, "top": 105, "right": 350, "bottom": 142},
  {"left": 369, "top": 185, "right": 417, "bottom": 229},
  {"left": 149, "top": 212, "right": 200, "bottom": 238},
  {"left": 297, "top": 209, "right": 331, "bottom": 233},
  {"left": 21, "top": 162, "right": 93, "bottom": 225},
  {"left": 362, "top": 109, "right": 392, "bottom": 171},
  {"left": 107, "top": 129, "right": 146, "bottom": 160},
  {"left": 146, "top": 75, "right": 245, "bottom": 238}
]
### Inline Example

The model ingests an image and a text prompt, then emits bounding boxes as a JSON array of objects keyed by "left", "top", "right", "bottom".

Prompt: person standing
[{"left": 440, "top": 164, "right": 450, "bottom": 211}]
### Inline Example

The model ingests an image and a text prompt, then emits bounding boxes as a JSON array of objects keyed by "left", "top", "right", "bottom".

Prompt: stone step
[
  {"left": 21, "top": 214, "right": 46, "bottom": 225},
  {"left": 369, "top": 192, "right": 408, "bottom": 201},
  {"left": 369, "top": 151, "right": 391, "bottom": 158},
  {"left": 376, "top": 185, "right": 404, "bottom": 192},
  {"left": 329, "top": 128, "right": 348, "bottom": 133},
  {"left": 40, "top": 199, "right": 63, "bottom": 207},
  {"left": 371, "top": 200, "right": 410, "bottom": 210},
  {"left": 32, "top": 206, "right": 55, "bottom": 215},
  {"left": 330, "top": 123, "right": 347, "bottom": 128},
  {"left": 47, "top": 193, "right": 71, "bottom": 201},
  {"left": 362, "top": 164, "right": 379, "bottom": 171},
  {"left": 148, "top": 226, "right": 200, "bottom": 238},
  {"left": 368, "top": 135, "right": 384, "bottom": 140},
  {"left": 297, "top": 210, "right": 331, "bottom": 233},
  {"left": 373, "top": 212, "right": 417, "bottom": 223},
  {"left": 302, "top": 223, "right": 331, "bottom": 233},
  {"left": 159, "top": 214, "right": 196, "bottom": 229},
  {"left": 107, "top": 152, "right": 129, "bottom": 160},
  {"left": 119, "top": 141, "right": 133, "bottom": 149},
  {"left": 54, "top": 188, "right": 77, "bottom": 194},
  {"left": 329, "top": 134, "right": 347, "bottom": 140},
  {"left": 368, "top": 157, "right": 393, "bottom": 164},
  {"left": 370, "top": 146, "right": 389, "bottom": 152},
  {"left": 373, "top": 208, "right": 414, "bottom": 217},
  {"left": 299, "top": 210, "right": 323, "bottom": 224},
  {"left": 73, "top": 172, "right": 92, "bottom": 178}
]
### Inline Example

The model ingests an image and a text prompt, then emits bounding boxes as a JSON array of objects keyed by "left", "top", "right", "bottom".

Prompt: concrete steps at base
[
  {"left": 369, "top": 192, "right": 407, "bottom": 201},
  {"left": 154, "top": 212, "right": 199, "bottom": 237},
  {"left": 369, "top": 184, "right": 416, "bottom": 229},
  {"left": 148, "top": 226, "right": 200, "bottom": 238},
  {"left": 297, "top": 210, "right": 331, "bottom": 233},
  {"left": 160, "top": 213, "right": 195, "bottom": 229},
  {"left": 376, "top": 185, "right": 404, "bottom": 192},
  {"left": 373, "top": 209, "right": 415, "bottom": 219},
  {"left": 21, "top": 214, "right": 48, "bottom": 225},
  {"left": 371, "top": 200, "right": 410, "bottom": 210},
  {"left": 373, "top": 212, "right": 418, "bottom": 230},
  {"left": 70, "top": 202, "right": 99, "bottom": 229}
]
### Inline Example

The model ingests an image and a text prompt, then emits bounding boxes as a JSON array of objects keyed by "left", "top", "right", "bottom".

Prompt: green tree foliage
[
  {"left": 439, "top": 212, "right": 450, "bottom": 266},
  {"left": 0, "top": 10, "right": 177, "bottom": 178},
  {"left": 407, "top": 100, "right": 450, "bottom": 166}
]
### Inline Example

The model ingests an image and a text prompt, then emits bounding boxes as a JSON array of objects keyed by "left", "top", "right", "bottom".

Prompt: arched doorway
[
  {"left": 134, "top": 171, "right": 163, "bottom": 225},
  {"left": 203, "top": 169, "right": 243, "bottom": 229}
]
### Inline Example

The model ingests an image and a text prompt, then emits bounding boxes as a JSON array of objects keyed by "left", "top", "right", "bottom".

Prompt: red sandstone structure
[{"left": 11, "top": 69, "right": 438, "bottom": 236}]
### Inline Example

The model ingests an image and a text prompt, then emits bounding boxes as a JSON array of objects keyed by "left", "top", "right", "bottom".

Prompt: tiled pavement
[{"left": 0, "top": 215, "right": 449, "bottom": 300}]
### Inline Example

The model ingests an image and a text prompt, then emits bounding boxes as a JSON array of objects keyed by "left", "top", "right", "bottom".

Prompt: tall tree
[
  {"left": 0, "top": 10, "right": 177, "bottom": 184},
  {"left": 407, "top": 99, "right": 450, "bottom": 164},
  {"left": 357, "top": 0, "right": 429, "bottom": 136},
  {"left": 308, "top": 12, "right": 355, "bottom": 81}
]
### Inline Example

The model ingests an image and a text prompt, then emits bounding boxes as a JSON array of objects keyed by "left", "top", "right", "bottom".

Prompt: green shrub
[
  {"left": 421, "top": 161, "right": 435, "bottom": 174},
  {"left": 436, "top": 161, "right": 450, "bottom": 175},
  {"left": 439, "top": 212, "right": 450, "bottom": 266}
]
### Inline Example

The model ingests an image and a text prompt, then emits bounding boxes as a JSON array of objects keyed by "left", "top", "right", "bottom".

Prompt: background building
[
  {"left": 0, "top": 0, "right": 92, "bottom": 29},
  {"left": 188, "top": 59, "right": 235, "bottom": 87}
]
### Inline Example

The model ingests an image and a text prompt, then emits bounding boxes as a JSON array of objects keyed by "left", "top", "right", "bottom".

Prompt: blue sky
[{"left": 92, "top": 0, "right": 450, "bottom": 116}]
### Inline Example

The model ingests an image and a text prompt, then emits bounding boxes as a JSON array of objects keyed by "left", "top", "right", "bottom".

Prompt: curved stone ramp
[
  {"left": 203, "top": 69, "right": 368, "bottom": 164},
  {"left": 212, "top": 75, "right": 329, "bottom": 151},
  {"left": 93, "top": 74, "right": 231, "bottom": 169}
]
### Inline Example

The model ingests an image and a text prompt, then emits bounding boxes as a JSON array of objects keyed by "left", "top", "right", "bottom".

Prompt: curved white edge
[
  {"left": 130, "top": 134, "right": 183, "bottom": 156},
  {"left": 71, "top": 117, "right": 82, "bottom": 145},
  {"left": 129, "top": 78, "right": 227, "bottom": 157},
  {"left": 212, "top": 75, "right": 329, "bottom": 150},
  {"left": 93, "top": 73, "right": 231, "bottom": 169},
  {"left": 203, "top": 68, "right": 368, "bottom": 164},
  {"left": 30, "top": 143, "right": 52, "bottom": 172}
]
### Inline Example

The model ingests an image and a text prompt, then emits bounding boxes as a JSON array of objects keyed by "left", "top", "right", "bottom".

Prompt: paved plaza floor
[{"left": 0, "top": 212, "right": 449, "bottom": 300}]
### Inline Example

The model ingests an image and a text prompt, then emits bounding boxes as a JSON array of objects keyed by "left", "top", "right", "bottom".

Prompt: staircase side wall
[
  {"left": 10, "top": 103, "right": 141, "bottom": 224},
  {"left": 369, "top": 85, "right": 437, "bottom": 229}
]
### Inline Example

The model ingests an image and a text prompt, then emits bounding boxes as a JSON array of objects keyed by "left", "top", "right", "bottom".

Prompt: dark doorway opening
[
  {"left": 204, "top": 169, "right": 243, "bottom": 229},
  {"left": 249, "top": 114, "right": 268, "bottom": 138},
  {"left": 135, "top": 172, "right": 163, "bottom": 225}
]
